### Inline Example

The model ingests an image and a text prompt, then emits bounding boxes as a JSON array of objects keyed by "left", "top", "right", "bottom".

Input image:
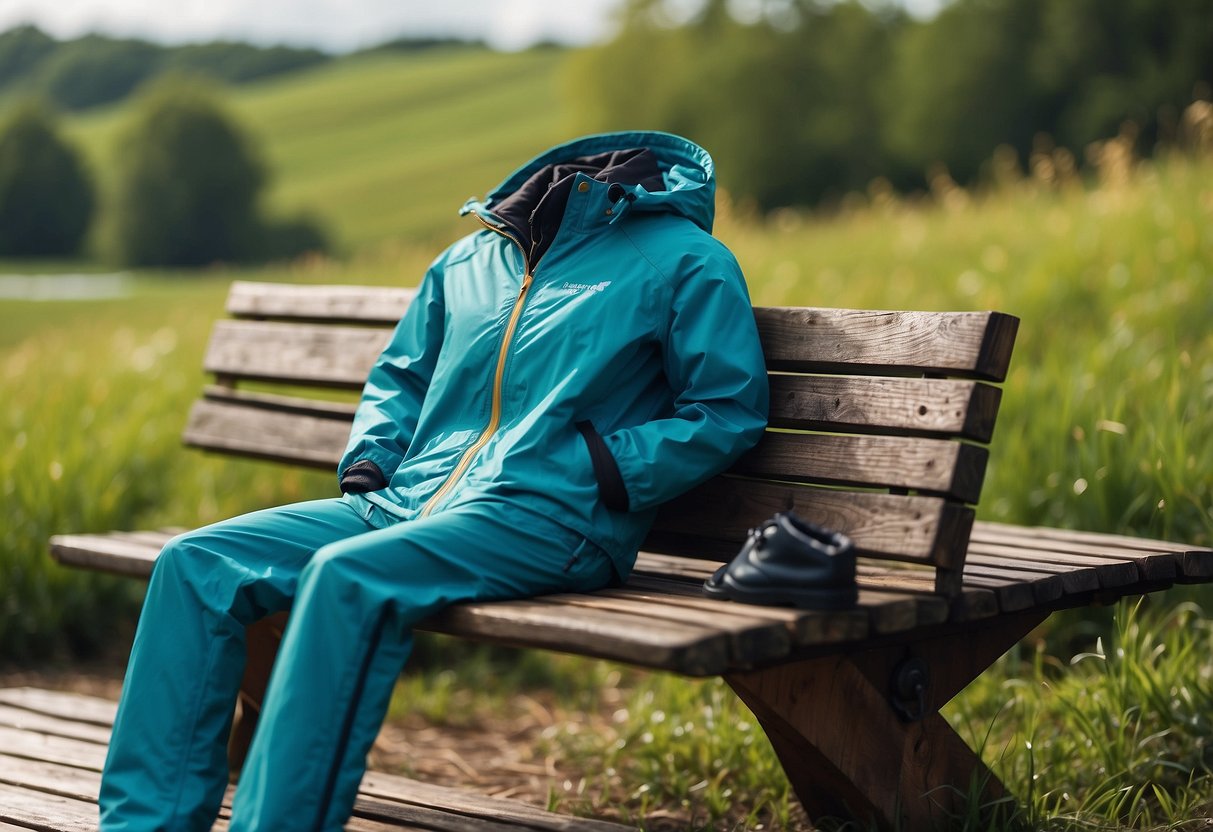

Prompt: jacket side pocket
[{"left": 575, "top": 421, "right": 630, "bottom": 512}]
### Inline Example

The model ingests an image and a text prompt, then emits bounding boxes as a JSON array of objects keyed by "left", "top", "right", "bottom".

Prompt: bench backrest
[{"left": 186, "top": 281, "right": 1019, "bottom": 595}]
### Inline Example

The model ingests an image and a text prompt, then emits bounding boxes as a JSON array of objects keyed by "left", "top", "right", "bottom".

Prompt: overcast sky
[
  {"left": 0, "top": 0, "right": 945, "bottom": 52},
  {"left": 0, "top": 0, "right": 623, "bottom": 52}
]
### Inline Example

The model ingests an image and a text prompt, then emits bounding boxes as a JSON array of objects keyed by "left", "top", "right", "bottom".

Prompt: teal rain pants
[{"left": 98, "top": 494, "right": 615, "bottom": 832}]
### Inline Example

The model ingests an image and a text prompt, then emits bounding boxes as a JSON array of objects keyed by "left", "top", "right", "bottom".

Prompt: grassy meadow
[{"left": 3, "top": 45, "right": 1212, "bottom": 830}]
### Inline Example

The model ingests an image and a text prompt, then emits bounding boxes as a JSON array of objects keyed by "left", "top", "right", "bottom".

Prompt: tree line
[
  {"left": 0, "top": 25, "right": 487, "bottom": 112},
  {"left": 0, "top": 79, "right": 326, "bottom": 265},
  {"left": 569, "top": 0, "right": 1213, "bottom": 209}
]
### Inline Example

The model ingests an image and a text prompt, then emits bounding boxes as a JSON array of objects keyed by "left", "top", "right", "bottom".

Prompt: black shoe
[{"left": 702, "top": 512, "right": 857, "bottom": 610}]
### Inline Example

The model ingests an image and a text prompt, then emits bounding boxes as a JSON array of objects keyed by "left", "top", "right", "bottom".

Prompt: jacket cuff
[
  {"left": 576, "top": 421, "right": 629, "bottom": 512},
  {"left": 339, "top": 460, "right": 388, "bottom": 494}
]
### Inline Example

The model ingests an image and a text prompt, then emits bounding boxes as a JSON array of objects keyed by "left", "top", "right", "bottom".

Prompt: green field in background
[{"left": 64, "top": 47, "right": 577, "bottom": 253}]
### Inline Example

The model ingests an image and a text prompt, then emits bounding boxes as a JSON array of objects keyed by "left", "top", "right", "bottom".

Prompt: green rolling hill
[{"left": 65, "top": 47, "right": 582, "bottom": 254}]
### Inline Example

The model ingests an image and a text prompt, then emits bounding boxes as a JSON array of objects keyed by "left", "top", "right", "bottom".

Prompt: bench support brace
[{"left": 724, "top": 609, "right": 1048, "bottom": 830}]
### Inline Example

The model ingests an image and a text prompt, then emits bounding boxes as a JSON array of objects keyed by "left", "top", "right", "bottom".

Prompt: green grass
[{"left": 61, "top": 47, "right": 579, "bottom": 254}]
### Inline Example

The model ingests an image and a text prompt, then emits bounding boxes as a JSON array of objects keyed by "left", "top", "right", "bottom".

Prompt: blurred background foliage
[{"left": 572, "top": 0, "right": 1213, "bottom": 207}]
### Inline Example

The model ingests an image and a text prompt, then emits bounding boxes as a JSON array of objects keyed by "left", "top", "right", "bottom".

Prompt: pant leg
[
  {"left": 99, "top": 497, "right": 373, "bottom": 832},
  {"left": 228, "top": 500, "right": 616, "bottom": 832}
]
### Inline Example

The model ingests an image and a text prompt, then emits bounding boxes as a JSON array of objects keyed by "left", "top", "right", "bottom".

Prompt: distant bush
[
  {"left": 105, "top": 79, "right": 328, "bottom": 267},
  {"left": 0, "top": 101, "right": 94, "bottom": 256},
  {"left": 105, "top": 80, "right": 266, "bottom": 266}
]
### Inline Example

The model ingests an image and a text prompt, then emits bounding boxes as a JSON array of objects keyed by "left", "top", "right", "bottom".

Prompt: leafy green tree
[
  {"left": 569, "top": 0, "right": 902, "bottom": 208},
  {"left": 106, "top": 80, "right": 266, "bottom": 266},
  {"left": 0, "top": 101, "right": 95, "bottom": 256}
]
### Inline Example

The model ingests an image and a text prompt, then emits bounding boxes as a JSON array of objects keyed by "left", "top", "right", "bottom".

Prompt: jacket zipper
[{"left": 419, "top": 215, "right": 535, "bottom": 517}]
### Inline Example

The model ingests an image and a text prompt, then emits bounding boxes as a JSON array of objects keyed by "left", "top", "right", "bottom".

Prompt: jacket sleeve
[
  {"left": 601, "top": 252, "right": 769, "bottom": 512},
  {"left": 337, "top": 257, "right": 446, "bottom": 486}
]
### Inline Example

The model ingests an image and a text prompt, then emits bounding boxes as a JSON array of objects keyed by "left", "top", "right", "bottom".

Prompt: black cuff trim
[
  {"left": 576, "top": 421, "right": 629, "bottom": 512},
  {"left": 339, "top": 460, "right": 387, "bottom": 494}
]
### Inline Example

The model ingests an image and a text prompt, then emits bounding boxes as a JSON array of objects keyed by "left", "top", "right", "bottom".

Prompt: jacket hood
[{"left": 467, "top": 131, "right": 719, "bottom": 234}]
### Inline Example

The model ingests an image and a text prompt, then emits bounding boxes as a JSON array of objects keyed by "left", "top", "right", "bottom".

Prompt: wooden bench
[{"left": 46, "top": 280, "right": 1213, "bottom": 830}]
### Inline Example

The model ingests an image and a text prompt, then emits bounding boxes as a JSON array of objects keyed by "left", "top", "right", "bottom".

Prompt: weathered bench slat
[
  {"left": 968, "top": 542, "right": 1141, "bottom": 588},
  {"left": 356, "top": 772, "right": 636, "bottom": 832},
  {"left": 0, "top": 689, "right": 117, "bottom": 728},
  {"left": 0, "top": 754, "right": 103, "bottom": 804},
  {"left": 0, "top": 726, "right": 103, "bottom": 771},
  {"left": 49, "top": 533, "right": 160, "bottom": 578},
  {"left": 734, "top": 432, "right": 987, "bottom": 502},
  {"left": 203, "top": 385, "right": 359, "bottom": 418},
  {"left": 227, "top": 281, "right": 418, "bottom": 323},
  {"left": 422, "top": 601, "right": 733, "bottom": 676},
  {"left": 605, "top": 581, "right": 872, "bottom": 645},
  {"left": 768, "top": 375, "right": 1002, "bottom": 441},
  {"left": 856, "top": 569, "right": 999, "bottom": 621},
  {"left": 961, "top": 564, "right": 1065, "bottom": 603},
  {"left": 966, "top": 554, "right": 1100, "bottom": 594},
  {"left": 200, "top": 372, "right": 1000, "bottom": 442},
  {"left": 0, "top": 705, "right": 111, "bottom": 746},
  {"left": 755, "top": 307, "right": 1019, "bottom": 381},
  {"left": 224, "top": 283, "right": 1021, "bottom": 380},
  {"left": 972, "top": 523, "right": 1191, "bottom": 581},
  {"left": 184, "top": 399, "right": 350, "bottom": 466},
  {"left": 0, "top": 781, "right": 98, "bottom": 832},
  {"left": 204, "top": 321, "right": 390, "bottom": 388},
  {"left": 653, "top": 478, "right": 973, "bottom": 567},
  {"left": 184, "top": 399, "right": 988, "bottom": 503},
  {"left": 957, "top": 575, "right": 1037, "bottom": 612},
  {"left": 205, "top": 311, "right": 1019, "bottom": 388},
  {"left": 533, "top": 593, "right": 792, "bottom": 665}
]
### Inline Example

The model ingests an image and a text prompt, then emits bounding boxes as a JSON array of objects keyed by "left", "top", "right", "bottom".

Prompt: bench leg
[
  {"left": 228, "top": 611, "right": 289, "bottom": 776},
  {"left": 725, "top": 609, "right": 1048, "bottom": 830}
]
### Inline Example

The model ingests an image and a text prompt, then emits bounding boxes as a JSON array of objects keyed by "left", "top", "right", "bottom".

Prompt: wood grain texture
[
  {"left": 0, "top": 706, "right": 110, "bottom": 746},
  {"left": 651, "top": 477, "right": 974, "bottom": 567},
  {"left": 767, "top": 375, "right": 1002, "bottom": 441},
  {"left": 48, "top": 533, "right": 161, "bottom": 578},
  {"left": 183, "top": 399, "right": 351, "bottom": 467},
  {"left": 227, "top": 281, "right": 417, "bottom": 324},
  {"left": 754, "top": 307, "right": 1019, "bottom": 381},
  {"left": 203, "top": 385, "right": 358, "bottom": 418},
  {"left": 733, "top": 432, "right": 988, "bottom": 503},
  {"left": 974, "top": 521, "right": 1205, "bottom": 580},
  {"left": 0, "top": 689, "right": 117, "bottom": 729},
  {"left": 203, "top": 320, "right": 390, "bottom": 387}
]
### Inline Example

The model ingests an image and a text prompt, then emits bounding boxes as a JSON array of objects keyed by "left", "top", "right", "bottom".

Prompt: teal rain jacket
[{"left": 339, "top": 132, "right": 769, "bottom": 577}]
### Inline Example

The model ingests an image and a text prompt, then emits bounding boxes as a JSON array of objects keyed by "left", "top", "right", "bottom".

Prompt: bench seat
[{"left": 49, "top": 525, "right": 1213, "bottom": 676}]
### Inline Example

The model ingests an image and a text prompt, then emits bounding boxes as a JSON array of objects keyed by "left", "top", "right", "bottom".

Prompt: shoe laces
[{"left": 745, "top": 519, "right": 779, "bottom": 550}]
